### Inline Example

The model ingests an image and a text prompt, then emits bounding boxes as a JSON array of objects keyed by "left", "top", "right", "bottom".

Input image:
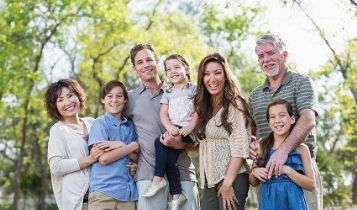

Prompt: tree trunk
[
  {"left": 36, "top": 136, "right": 48, "bottom": 210},
  {"left": 11, "top": 88, "right": 32, "bottom": 210},
  {"left": 11, "top": 125, "right": 27, "bottom": 210},
  {"left": 353, "top": 172, "right": 357, "bottom": 204}
]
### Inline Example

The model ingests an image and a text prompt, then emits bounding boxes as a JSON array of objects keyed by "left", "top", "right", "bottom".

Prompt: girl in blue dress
[{"left": 249, "top": 99, "right": 316, "bottom": 210}]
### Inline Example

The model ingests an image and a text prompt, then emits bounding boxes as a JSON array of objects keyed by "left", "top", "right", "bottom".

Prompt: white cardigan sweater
[{"left": 47, "top": 117, "right": 94, "bottom": 210}]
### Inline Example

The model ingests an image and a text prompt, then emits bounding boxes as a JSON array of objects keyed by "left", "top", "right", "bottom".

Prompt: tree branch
[
  {"left": 115, "top": 55, "right": 130, "bottom": 80},
  {"left": 292, "top": 0, "right": 357, "bottom": 102},
  {"left": 292, "top": 0, "right": 344, "bottom": 70},
  {"left": 0, "top": 148, "right": 16, "bottom": 163},
  {"left": 114, "top": 0, "right": 164, "bottom": 80},
  {"left": 329, "top": 127, "right": 344, "bottom": 153},
  {"left": 145, "top": 0, "right": 164, "bottom": 31}
]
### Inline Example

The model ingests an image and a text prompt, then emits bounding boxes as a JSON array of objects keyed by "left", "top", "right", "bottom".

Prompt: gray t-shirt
[
  {"left": 125, "top": 83, "right": 197, "bottom": 182},
  {"left": 160, "top": 84, "right": 197, "bottom": 127}
]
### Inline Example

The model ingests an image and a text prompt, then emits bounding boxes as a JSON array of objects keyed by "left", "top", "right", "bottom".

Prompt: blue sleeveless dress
[{"left": 259, "top": 149, "right": 308, "bottom": 210}]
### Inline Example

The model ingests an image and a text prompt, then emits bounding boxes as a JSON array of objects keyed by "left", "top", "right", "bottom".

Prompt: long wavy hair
[
  {"left": 260, "top": 99, "right": 295, "bottom": 160},
  {"left": 193, "top": 53, "right": 254, "bottom": 140}
]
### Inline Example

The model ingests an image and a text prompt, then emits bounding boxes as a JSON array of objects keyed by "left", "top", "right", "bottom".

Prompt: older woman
[
  {"left": 194, "top": 53, "right": 254, "bottom": 210},
  {"left": 45, "top": 79, "right": 103, "bottom": 210}
]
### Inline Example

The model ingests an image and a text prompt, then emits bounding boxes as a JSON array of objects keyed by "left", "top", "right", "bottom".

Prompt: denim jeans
[{"left": 154, "top": 136, "right": 182, "bottom": 194}]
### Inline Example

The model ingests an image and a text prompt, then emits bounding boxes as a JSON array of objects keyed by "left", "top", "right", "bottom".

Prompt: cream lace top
[{"left": 198, "top": 102, "right": 250, "bottom": 189}]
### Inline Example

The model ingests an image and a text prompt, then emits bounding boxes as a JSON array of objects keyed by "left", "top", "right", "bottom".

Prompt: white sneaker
[
  {"left": 142, "top": 179, "right": 167, "bottom": 197},
  {"left": 168, "top": 194, "right": 186, "bottom": 210}
]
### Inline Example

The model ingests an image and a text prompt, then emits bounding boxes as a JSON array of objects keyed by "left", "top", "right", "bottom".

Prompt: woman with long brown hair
[{"left": 194, "top": 53, "right": 254, "bottom": 210}]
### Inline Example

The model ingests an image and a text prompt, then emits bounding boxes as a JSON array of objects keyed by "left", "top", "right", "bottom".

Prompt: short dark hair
[
  {"left": 44, "top": 79, "right": 86, "bottom": 121},
  {"left": 100, "top": 80, "right": 128, "bottom": 100},
  {"left": 129, "top": 43, "right": 158, "bottom": 65}
]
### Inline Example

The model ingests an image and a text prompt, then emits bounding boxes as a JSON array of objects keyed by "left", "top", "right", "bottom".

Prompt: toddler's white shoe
[
  {"left": 168, "top": 194, "right": 186, "bottom": 210},
  {"left": 142, "top": 179, "right": 167, "bottom": 197}
]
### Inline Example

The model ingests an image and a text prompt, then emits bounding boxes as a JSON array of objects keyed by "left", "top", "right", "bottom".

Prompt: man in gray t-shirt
[
  {"left": 125, "top": 44, "right": 199, "bottom": 210},
  {"left": 126, "top": 83, "right": 196, "bottom": 182}
]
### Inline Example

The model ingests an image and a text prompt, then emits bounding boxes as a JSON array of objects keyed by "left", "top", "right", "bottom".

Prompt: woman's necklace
[{"left": 64, "top": 121, "right": 87, "bottom": 136}]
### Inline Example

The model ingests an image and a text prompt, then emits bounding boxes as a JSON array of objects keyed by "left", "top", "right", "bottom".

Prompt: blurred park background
[{"left": 0, "top": 0, "right": 356, "bottom": 209}]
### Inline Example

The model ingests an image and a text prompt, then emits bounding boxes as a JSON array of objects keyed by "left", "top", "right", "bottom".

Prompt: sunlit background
[{"left": 0, "top": 0, "right": 356, "bottom": 209}]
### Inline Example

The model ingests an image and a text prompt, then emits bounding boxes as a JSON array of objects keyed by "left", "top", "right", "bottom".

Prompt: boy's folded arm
[
  {"left": 128, "top": 143, "right": 140, "bottom": 162},
  {"left": 98, "top": 142, "right": 139, "bottom": 165}
]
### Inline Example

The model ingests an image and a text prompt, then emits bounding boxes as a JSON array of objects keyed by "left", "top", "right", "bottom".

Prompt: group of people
[{"left": 44, "top": 34, "right": 323, "bottom": 210}]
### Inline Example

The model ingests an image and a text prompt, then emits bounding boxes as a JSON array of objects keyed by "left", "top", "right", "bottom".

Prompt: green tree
[
  {"left": 0, "top": 1, "right": 89, "bottom": 209},
  {"left": 199, "top": 2, "right": 265, "bottom": 93},
  {"left": 0, "top": 1, "right": 265, "bottom": 209},
  {"left": 311, "top": 39, "right": 357, "bottom": 206},
  {"left": 284, "top": 0, "right": 357, "bottom": 206}
]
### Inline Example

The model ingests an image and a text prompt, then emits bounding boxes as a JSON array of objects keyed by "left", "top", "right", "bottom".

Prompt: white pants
[
  {"left": 304, "top": 160, "right": 323, "bottom": 210},
  {"left": 137, "top": 180, "right": 200, "bottom": 210}
]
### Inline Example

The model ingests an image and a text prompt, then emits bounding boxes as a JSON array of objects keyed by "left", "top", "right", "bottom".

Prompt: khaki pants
[
  {"left": 305, "top": 160, "right": 323, "bottom": 210},
  {"left": 88, "top": 191, "right": 136, "bottom": 210},
  {"left": 82, "top": 202, "right": 88, "bottom": 210}
]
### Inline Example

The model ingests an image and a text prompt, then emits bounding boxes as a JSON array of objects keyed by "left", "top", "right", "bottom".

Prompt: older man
[{"left": 249, "top": 34, "right": 323, "bottom": 210}]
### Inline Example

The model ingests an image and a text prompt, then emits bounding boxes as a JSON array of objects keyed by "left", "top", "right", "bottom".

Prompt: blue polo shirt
[{"left": 88, "top": 112, "right": 138, "bottom": 201}]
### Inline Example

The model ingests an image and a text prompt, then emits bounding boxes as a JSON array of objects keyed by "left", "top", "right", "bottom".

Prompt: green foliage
[
  {"left": 238, "top": 64, "right": 265, "bottom": 94},
  {"left": 199, "top": 3, "right": 263, "bottom": 65},
  {"left": 317, "top": 146, "right": 351, "bottom": 206},
  {"left": 312, "top": 36, "right": 357, "bottom": 206},
  {"left": 0, "top": 0, "right": 355, "bottom": 208},
  {"left": 0, "top": 1, "right": 266, "bottom": 209},
  {"left": 0, "top": 202, "right": 11, "bottom": 210},
  {"left": 45, "top": 204, "right": 58, "bottom": 210}
]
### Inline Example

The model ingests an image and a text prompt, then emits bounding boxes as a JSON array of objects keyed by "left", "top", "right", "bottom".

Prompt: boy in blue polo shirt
[{"left": 88, "top": 80, "right": 139, "bottom": 210}]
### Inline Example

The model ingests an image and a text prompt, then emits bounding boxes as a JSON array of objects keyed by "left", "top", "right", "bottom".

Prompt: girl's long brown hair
[
  {"left": 260, "top": 99, "right": 295, "bottom": 160},
  {"left": 194, "top": 53, "right": 254, "bottom": 140}
]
